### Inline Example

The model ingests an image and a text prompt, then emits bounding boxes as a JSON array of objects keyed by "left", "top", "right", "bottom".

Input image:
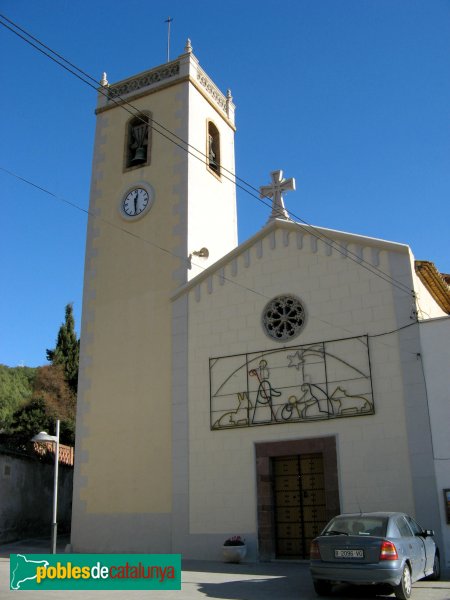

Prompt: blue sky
[{"left": 1, "top": 0, "right": 449, "bottom": 367}]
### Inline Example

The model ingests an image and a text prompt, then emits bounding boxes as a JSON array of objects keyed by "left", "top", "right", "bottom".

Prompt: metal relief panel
[{"left": 210, "top": 335, "right": 373, "bottom": 430}]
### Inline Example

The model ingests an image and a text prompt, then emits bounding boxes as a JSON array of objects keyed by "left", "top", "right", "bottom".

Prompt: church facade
[{"left": 71, "top": 43, "right": 450, "bottom": 569}]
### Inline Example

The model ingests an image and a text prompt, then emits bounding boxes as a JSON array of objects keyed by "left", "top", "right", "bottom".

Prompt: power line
[
  {"left": 0, "top": 12, "right": 415, "bottom": 297},
  {"left": 0, "top": 166, "right": 264, "bottom": 298},
  {"left": 1, "top": 164, "right": 422, "bottom": 360},
  {"left": 0, "top": 165, "right": 356, "bottom": 337}
]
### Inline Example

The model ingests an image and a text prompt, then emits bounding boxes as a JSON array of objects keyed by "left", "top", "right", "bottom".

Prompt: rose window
[{"left": 262, "top": 295, "right": 306, "bottom": 341}]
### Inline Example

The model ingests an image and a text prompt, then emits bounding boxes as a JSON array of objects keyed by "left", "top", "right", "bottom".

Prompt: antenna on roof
[{"left": 165, "top": 17, "right": 173, "bottom": 62}]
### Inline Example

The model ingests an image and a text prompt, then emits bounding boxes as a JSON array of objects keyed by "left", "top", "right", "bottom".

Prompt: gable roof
[{"left": 172, "top": 218, "right": 410, "bottom": 301}]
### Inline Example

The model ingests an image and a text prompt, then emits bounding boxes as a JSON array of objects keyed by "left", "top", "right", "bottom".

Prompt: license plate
[{"left": 335, "top": 549, "right": 364, "bottom": 559}]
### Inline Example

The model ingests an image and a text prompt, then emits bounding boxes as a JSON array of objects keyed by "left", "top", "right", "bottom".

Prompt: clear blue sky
[{"left": 1, "top": 0, "right": 449, "bottom": 367}]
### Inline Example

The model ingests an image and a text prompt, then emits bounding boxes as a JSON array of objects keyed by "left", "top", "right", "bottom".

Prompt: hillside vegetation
[{"left": 0, "top": 304, "right": 78, "bottom": 450}]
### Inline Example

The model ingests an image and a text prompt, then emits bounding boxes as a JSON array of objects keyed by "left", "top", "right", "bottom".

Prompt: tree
[
  {"left": 0, "top": 305, "right": 79, "bottom": 453},
  {"left": 0, "top": 365, "right": 36, "bottom": 430},
  {"left": 8, "top": 397, "right": 53, "bottom": 443},
  {"left": 46, "top": 303, "right": 80, "bottom": 393},
  {"left": 6, "top": 365, "right": 76, "bottom": 448}
]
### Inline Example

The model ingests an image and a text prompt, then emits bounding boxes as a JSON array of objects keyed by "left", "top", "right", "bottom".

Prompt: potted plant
[{"left": 222, "top": 535, "right": 247, "bottom": 563}]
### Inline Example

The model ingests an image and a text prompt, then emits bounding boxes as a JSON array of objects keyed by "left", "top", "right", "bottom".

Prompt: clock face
[{"left": 122, "top": 187, "right": 150, "bottom": 218}]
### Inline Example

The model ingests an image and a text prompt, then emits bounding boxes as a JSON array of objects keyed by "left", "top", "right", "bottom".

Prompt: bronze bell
[{"left": 131, "top": 146, "right": 146, "bottom": 164}]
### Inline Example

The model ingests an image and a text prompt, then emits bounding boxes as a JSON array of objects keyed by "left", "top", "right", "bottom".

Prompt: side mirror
[{"left": 417, "top": 529, "right": 434, "bottom": 537}]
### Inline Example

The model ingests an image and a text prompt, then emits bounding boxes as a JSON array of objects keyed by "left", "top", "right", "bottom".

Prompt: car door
[
  {"left": 395, "top": 516, "right": 424, "bottom": 581},
  {"left": 406, "top": 516, "right": 435, "bottom": 575}
]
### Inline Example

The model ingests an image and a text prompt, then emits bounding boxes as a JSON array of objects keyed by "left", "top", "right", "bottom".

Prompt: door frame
[{"left": 255, "top": 436, "right": 340, "bottom": 560}]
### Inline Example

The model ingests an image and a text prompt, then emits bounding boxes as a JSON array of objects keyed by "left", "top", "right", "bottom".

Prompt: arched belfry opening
[
  {"left": 207, "top": 121, "right": 220, "bottom": 176},
  {"left": 125, "top": 112, "right": 151, "bottom": 169}
]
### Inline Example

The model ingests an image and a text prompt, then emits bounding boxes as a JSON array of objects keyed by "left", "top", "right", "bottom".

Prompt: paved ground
[{"left": 1, "top": 537, "right": 449, "bottom": 599}]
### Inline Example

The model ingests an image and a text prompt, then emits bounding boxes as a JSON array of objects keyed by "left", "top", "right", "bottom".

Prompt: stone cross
[{"left": 260, "top": 170, "right": 296, "bottom": 222}]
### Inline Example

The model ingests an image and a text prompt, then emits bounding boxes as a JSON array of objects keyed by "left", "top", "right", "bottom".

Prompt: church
[{"left": 71, "top": 41, "right": 450, "bottom": 568}]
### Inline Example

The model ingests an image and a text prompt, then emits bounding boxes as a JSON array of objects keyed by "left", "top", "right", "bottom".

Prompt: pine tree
[{"left": 46, "top": 303, "right": 80, "bottom": 393}]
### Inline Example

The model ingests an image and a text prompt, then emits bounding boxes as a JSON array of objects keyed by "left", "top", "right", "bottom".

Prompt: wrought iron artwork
[{"left": 210, "top": 335, "right": 374, "bottom": 430}]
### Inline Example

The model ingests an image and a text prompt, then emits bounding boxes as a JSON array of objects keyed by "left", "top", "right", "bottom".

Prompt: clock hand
[{"left": 134, "top": 191, "right": 138, "bottom": 214}]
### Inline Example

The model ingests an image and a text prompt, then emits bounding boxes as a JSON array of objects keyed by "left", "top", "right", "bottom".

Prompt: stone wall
[{"left": 0, "top": 449, "right": 73, "bottom": 544}]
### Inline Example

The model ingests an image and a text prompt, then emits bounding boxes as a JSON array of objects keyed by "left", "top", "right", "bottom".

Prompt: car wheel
[
  {"left": 428, "top": 552, "right": 440, "bottom": 581},
  {"left": 313, "top": 580, "right": 333, "bottom": 596},
  {"left": 395, "top": 564, "right": 412, "bottom": 600}
]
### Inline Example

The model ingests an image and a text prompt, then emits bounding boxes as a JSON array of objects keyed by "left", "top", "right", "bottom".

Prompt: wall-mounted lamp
[{"left": 191, "top": 247, "right": 209, "bottom": 258}]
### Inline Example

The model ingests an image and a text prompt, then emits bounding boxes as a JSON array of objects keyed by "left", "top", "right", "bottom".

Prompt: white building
[{"left": 71, "top": 43, "right": 450, "bottom": 568}]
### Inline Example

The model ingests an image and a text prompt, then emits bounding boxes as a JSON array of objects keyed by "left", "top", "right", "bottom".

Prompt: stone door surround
[{"left": 255, "top": 436, "right": 340, "bottom": 560}]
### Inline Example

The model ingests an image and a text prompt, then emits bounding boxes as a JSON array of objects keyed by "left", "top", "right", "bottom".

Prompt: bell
[{"left": 131, "top": 146, "right": 146, "bottom": 164}]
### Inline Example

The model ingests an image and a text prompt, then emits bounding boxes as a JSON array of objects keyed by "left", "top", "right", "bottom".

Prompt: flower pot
[{"left": 222, "top": 544, "right": 247, "bottom": 563}]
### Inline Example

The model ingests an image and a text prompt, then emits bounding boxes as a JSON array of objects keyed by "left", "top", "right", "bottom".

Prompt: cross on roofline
[
  {"left": 260, "top": 170, "right": 296, "bottom": 223},
  {"left": 165, "top": 17, "right": 173, "bottom": 62}
]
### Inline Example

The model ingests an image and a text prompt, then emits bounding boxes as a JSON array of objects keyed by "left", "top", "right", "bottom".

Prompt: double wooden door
[{"left": 273, "top": 453, "right": 327, "bottom": 558}]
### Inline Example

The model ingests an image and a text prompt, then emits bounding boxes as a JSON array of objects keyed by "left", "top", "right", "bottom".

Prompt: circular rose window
[{"left": 262, "top": 295, "right": 306, "bottom": 341}]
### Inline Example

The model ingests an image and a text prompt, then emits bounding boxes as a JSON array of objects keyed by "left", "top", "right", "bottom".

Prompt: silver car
[{"left": 310, "top": 512, "right": 440, "bottom": 599}]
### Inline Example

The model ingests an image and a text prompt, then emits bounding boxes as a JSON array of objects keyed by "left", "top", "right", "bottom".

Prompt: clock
[{"left": 120, "top": 186, "right": 153, "bottom": 219}]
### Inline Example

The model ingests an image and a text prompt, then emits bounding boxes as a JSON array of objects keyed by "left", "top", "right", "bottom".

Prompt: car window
[
  {"left": 395, "top": 516, "right": 413, "bottom": 538},
  {"left": 323, "top": 517, "right": 386, "bottom": 536},
  {"left": 405, "top": 516, "right": 423, "bottom": 536}
]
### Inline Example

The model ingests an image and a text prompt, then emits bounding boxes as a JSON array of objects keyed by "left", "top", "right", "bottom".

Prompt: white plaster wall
[
  {"left": 186, "top": 84, "right": 237, "bottom": 279},
  {"left": 419, "top": 316, "right": 450, "bottom": 569},
  {"left": 186, "top": 228, "right": 416, "bottom": 537}
]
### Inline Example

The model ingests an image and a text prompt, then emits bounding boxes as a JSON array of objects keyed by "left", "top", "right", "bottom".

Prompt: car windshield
[{"left": 322, "top": 516, "right": 387, "bottom": 537}]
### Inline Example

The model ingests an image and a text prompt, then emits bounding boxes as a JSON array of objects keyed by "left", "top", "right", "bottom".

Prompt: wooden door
[{"left": 273, "top": 453, "right": 327, "bottom": 558}]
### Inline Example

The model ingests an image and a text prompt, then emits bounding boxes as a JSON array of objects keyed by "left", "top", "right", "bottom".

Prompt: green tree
[
  {"left": 0, "top": 365, "right": 36, "bottom": 430},
  {"left": 8, "top": 397, "right": 53, "bottom": 442},
  {"left": 0, "top": 304, "right": 79, "bottom": 453},
  {"left": 46, "top": 303, "right": 80, "bottom": 393},
  {"left": 5, "top": 365, "right": 76, "bottom": 448},
  {"left": 31, "top": 365, "right": 76, "bottom": 445}
]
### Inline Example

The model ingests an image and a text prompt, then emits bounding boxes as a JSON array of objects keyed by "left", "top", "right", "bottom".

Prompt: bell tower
[{"left": 71, "top": 41, "right": 237, "bottom": 552}]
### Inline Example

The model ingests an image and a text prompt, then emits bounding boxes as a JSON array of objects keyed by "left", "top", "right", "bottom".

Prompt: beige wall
[{"left": 76, "top": 83, "right": 186, "bottom": 517}]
